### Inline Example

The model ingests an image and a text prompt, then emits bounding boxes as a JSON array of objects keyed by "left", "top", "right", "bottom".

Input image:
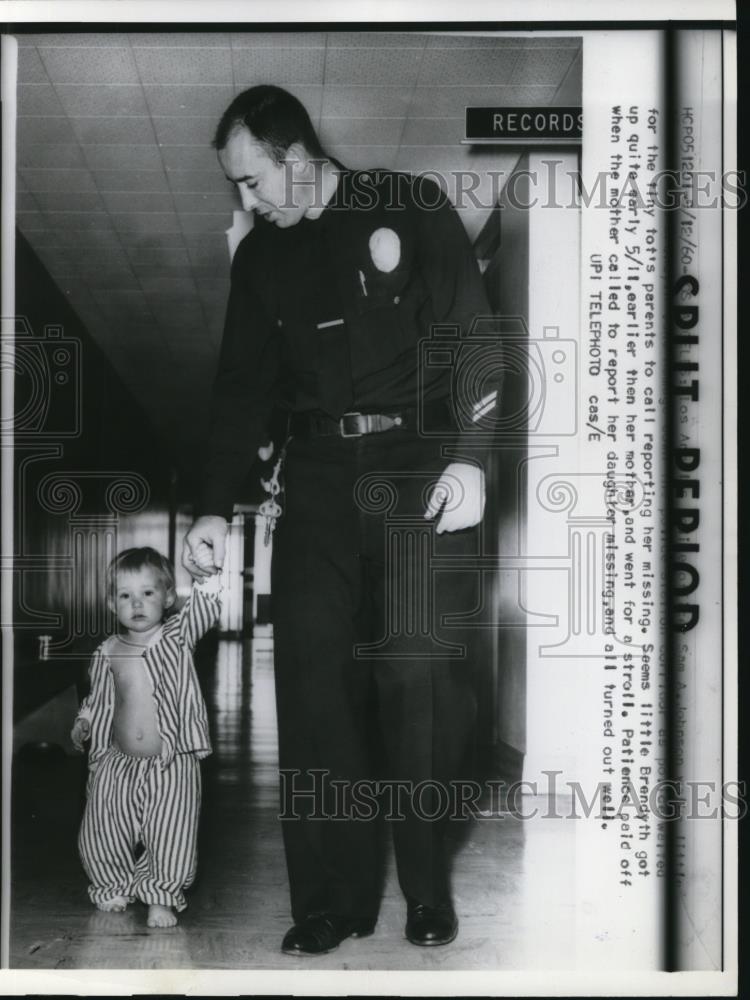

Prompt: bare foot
[
  {"left": 96, "top": 895, "right": 128, "bottom": 912},
  {"left": 147, "top": 903, "right": 177, "bottom": 928}
]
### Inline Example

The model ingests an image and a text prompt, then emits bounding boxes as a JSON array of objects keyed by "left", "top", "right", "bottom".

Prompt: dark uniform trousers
[{"left": 271, "top": 424, "right": 480, "bottom": 923}]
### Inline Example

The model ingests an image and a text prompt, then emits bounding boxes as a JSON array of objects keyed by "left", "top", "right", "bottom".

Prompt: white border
[
  {"left": 0, "top": 4, "right": 738, "bottom": 995},
  {"left": 0, "top": 0, "right": 737, "bottom": 24}
]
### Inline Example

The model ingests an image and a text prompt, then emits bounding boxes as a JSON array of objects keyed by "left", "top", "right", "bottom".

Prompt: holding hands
[{"left": 182, "top": 516, "right": 229, "bottom": 578}]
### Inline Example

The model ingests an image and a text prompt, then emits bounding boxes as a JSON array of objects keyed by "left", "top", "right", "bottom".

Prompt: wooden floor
[{"left": 10, "top": 637, "right": 578, "bottom": 971}]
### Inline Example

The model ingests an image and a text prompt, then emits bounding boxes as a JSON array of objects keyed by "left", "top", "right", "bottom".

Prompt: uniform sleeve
[
  {"left": 197, "top": 236, "right": 282, "bottom": 519},
  {"left": 410, "top": 176, "right": 504, "bottom": 463},
  {"left": 177, "top": 575, "right": 222, "bottom": 650}
]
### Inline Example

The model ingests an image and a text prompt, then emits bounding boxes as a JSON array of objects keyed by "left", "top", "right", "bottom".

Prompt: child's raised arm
[{"left": 177, "top": 572, "right": 223, "bottom": 649}]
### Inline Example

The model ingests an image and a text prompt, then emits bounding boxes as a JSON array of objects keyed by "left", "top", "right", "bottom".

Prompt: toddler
[{"left": 71, "top": 546, "right": 221, "bottom": 927}]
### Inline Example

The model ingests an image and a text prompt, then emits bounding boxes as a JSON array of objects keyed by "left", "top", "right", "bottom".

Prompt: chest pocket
[{"left": 352, "top": 223, "right": 427, "bottom": 357}]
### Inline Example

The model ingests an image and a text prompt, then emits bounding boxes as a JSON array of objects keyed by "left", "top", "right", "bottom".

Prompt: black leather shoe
[
  {"left": 281, "top": 913, "right": 376, "bottom": 956},
  {"left": 405, "top": 899, "right": 458, "bottom": 946}
]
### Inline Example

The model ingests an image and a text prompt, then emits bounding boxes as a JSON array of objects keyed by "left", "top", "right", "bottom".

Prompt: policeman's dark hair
[
  {"left": 213, "top": 85, "right": 328, "bottom": 163},
  {"left": 108, "top": 547, "right": 176, "bottom": 597}
]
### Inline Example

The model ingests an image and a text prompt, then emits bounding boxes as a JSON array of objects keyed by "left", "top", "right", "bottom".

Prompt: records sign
[{"left": 465, "top": 106, "right": 583, "bottom": 143}]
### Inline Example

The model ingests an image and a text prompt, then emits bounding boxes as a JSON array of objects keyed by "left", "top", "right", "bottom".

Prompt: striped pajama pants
[{"left": 78, "top": 747, "right": 201, "bottom": 912}]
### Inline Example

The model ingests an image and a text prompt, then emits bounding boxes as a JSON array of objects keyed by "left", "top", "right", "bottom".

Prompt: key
[{"left": 259, "top": 498, "right": 282, "bottom": 546}]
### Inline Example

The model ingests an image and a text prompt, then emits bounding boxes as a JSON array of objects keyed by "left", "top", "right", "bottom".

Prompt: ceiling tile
[
  {"left": 425, "top": 34, "right": 580, "bottom": 50},
  {"left": 33, "top": 191, "right": 106, "bottom": 213},
  {"left": 17, "top": 47, "right": 49, "bottom": 84},
  {"left": 70, "top": 117, "right": 155, "bottom": 145},
  {"left": 92, "top": 300, "right": 153, "bottom": 320},
  {"left": 178, "top": 213, "right": 232, "bottom": 235},
  {"left": 231, "top": 32, "right": 326, "bottom": 48},
  {"left": 53, "top": 229, "right": 124, "bottom": 250},
  {"left": 17, "top": 192, "right": 38, "bottom": 212},
  {"left": 128, "top": 31, "right": 232, "bottom": 47},
  {"left": 400, "top": 118, "right": 466, "bottom": 145},
  {"left": 40, "top": 211, "right": 114, "bottom": 232},
  {"left": 231, "top": 47, "right": 325, "bottom": 85},
  {"left": 497, "top": 84, "right": 559, "bottom": 105},
  {"left": 511, "top": 47, "right": 580, "bottom": 87},
  {"left": 83, "top": 145, "right": 164, "bottom": 171},
  {"left": 90, "top": 288, "right": 151, "bottom": 308},
  {"left": 17, "top": 83, "right": 65, "bottom": 116},
  {"left": 110, "top": 212, "right": 182, "bottom": 234},
  {"left": 160, "top": 146, "right": 218, "bottom": 172},
  {"left": 38, "top": 46, "right": 140, "bottom": 85},
  {"left": 327, "top": 32, "right": 427, "bottom": 47},
  {"left": 20, "top": 168, "right": 97, "bottom": 193},
  {"left": 116, "top": 233, "right": 186, "bottom": 251},
  {"left": 91, "top": 169, "right": 170, "bottom": 193},
  {"left": 24, "top": 33, "right": 132, "bottom": 47},
  {"left": 85, "top": 271, "right": 141, "bottom": 291},
  {"left": 166, "top": 170, "right": 227, "bottom": 193},
  {"left": 15, "top": 212, "right": 48, "bottom": 232},
  {"left": 410, "top": 85, "right": 557, "bottom": 117},
  {"left": 18, "top": 143, "right": 86, "bottom": 169},
  {"left": 418, "top": 49, "right": 519, "bottom": 86},
  {"left": 126, "top": 247, "right": 191, "bottom": 268},
  {"left": 63, "top": 248, "right": 132, "bottom": 268},
  {"left": 132, "top": 46, "right": 233, "bottom": 86},
  {"left": 55, "top": 84, "right": 150, "bottom": 117},
  {"left": 322, "top": 87, "right": 412, "bottom": 118},
  {"left": 172, "top": 192, "right": 237, "bottom": 214},
  {"left": 18, "top": 116, "right": 77, "bottom": 145},
  {"left": 131, "top": 266, "right": 196, "bottom": 281},
  {"left": 152, "top": 116, "right": 215, "bottom": 146},
  {"left": 324, "top": 48, "right": 424, "bottom": 87},
  {"left": 100, "top": 191, "right": 169, "bottom": 214},
  {"left": 553, "top": 49, "right": 582, "bottom": 104},
  {"left": 32, "top": 246, "right": 85, "bottom": 273},
  {"left": 143, "top": 84, "right": 233, "bottom": 118},
  {"left": 319, "top": 117, "right": 404, "bottom": 148}
]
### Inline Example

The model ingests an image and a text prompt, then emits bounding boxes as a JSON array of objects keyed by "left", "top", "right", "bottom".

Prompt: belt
[{"left": 289, "top": 398, "right": 454, "bottom": 439}]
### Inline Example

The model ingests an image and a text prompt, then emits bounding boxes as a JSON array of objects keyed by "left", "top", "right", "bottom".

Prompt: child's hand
[{"left": 71, "top": 717, "right": 91, "bottom": 752}]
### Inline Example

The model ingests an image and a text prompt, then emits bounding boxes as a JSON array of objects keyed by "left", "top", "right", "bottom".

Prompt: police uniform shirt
[{"left": 199, "top": 169, "right": 496, "bottom": 520}]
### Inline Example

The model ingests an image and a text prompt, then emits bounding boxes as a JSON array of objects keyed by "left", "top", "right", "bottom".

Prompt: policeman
[{"left": 183, "top": 85, "right": 501, "bottom": 955}]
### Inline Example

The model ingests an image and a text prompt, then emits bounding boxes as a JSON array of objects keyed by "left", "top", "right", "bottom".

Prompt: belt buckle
[{"left": 339, "top": 412, "right": 364, "bottom": 437}]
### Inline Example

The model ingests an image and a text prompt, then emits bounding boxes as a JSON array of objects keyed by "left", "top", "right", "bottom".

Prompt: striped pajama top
[{"left": 76, "top": 576, "right": 221, "bottom": 771}]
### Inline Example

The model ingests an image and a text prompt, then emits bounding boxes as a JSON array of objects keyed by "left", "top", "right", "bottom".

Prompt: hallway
[{"left": 10, "top": 635, "right": 578, "bottom": 971}]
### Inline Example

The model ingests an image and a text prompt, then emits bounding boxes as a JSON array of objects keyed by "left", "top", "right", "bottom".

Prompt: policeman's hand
[
  {"left": 71, "top": 717, "right": 91, "bottom": 752},
  {"left": 182, "top": 515, "right": 229, "bottom": 578},
  {"left": 424, "top": 462, "right": 485, "bottom": 534}
]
